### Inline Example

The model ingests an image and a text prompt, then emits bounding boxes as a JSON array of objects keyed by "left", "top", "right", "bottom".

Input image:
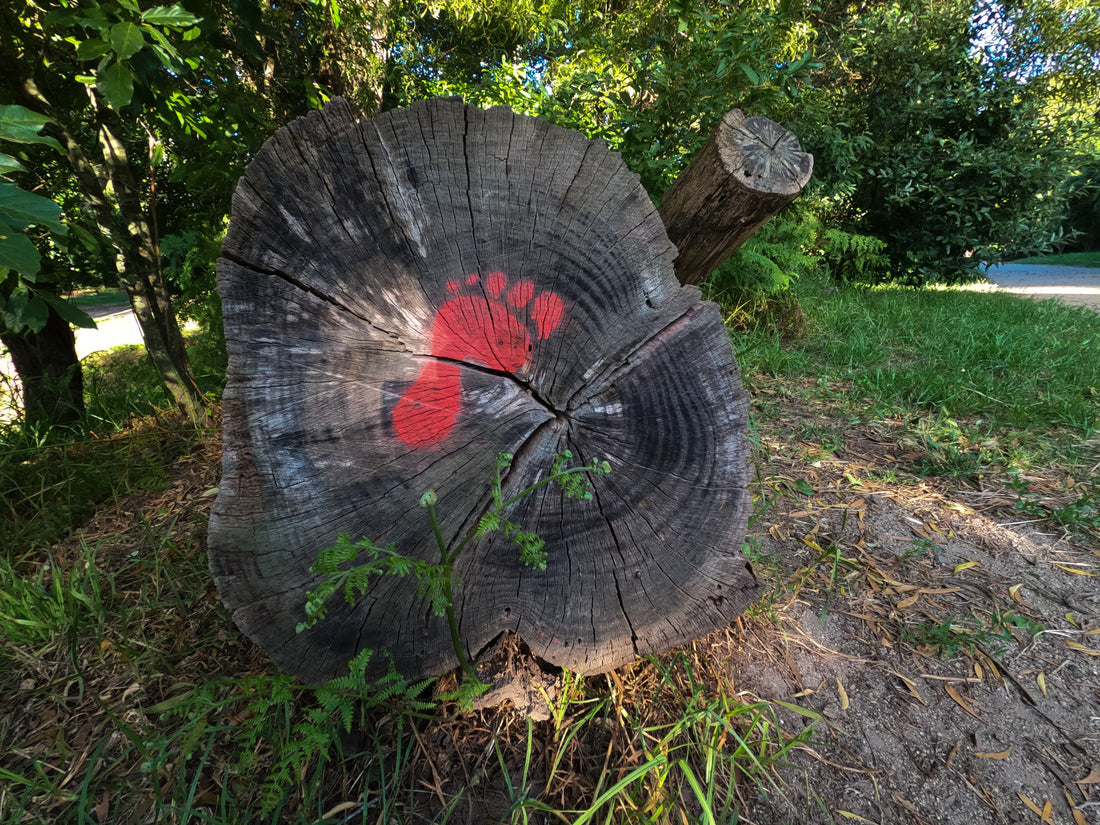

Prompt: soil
[
  {"left": 6, "top": 385, "right": 1098, "bottom": 824},
  {"left": 723, "top": 395, "right": 1100, "bottom": 825},
  {"left": 442, "top": 381, "right": 1100, "bottom": 823}
]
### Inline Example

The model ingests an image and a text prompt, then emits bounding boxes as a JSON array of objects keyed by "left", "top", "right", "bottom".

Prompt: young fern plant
[{"left": 298, "top": 451, "right": 610, "bottom": 700}]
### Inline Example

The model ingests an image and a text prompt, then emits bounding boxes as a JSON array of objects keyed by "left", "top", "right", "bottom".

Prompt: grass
[
  {"left": 730, "top": 275, "right": 1100, "bottom": 477},
  {"left": 1010, "top": 250, "right": 1100, "bottom": 268},
  {"left": 69, "top": 288, "right": 130, "bottom": 308},
  {"left": 3, "top": 273, "right": 1100, "bottom": 823}
]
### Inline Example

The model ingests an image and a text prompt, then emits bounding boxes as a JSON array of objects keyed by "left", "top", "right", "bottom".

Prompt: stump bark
[
  {"left": 659, "top": 108, "right": 813, "bottom": 286},
  {"left": 209, "top": 98, "right": 759, "bottom": 683}
]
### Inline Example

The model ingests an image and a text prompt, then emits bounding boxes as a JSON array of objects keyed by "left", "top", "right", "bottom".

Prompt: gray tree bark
[
  {"left": 659, "top": 108, "right": 814, "bottom": 286},
  {"left": 209, "top": 99, "right": 759, "bottom": 683}
]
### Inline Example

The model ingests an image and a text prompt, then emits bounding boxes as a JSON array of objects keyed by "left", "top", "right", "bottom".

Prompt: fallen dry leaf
[
  {"left": 1064, "top": 788, "right": 1088, "bottom": 825},
  {"left": 892, "top": 672, "right": 927, "bottom": 706},
  {"left": 1065, "top": 641, "right": 1100, "bottom": 656},
  {"left": 836, "top": 810, "right": 876, "bottom": 823},
  {"left": 944, "top": 684, "right": 980, "bottom": 719},
  {"left": 1075, "top": 767, "right": 1100, "bottom": 785},
  {"left": 1018, "top": 794, "right": 1054, "bottom": 823}
]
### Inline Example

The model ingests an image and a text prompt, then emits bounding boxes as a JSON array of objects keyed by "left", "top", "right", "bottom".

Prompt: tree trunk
[
  {"left": 1, "top": 306, "right": 84, "bottom": 428},
  {"left": 658, "top": 109, "right": 814, "bottom": 286},
  {"left": 92, "top": 102, "right": 207, "bottom": 424},
  {"left": 210, "top": 99, "right": 759, "bottom": 683}
]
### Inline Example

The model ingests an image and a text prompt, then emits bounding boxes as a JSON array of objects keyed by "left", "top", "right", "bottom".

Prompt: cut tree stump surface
[
  {"left": 209, "top": 98, "right": 758, "bottom": 683},
  {"left": 659, "top": 108, "right": 813, "bottom": 286}
]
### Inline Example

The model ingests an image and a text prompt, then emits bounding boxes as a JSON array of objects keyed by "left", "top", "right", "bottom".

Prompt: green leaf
[
  {"left": 0, "top": 181, "right": 66, "bottom": 235},
  {"left": 0, "top": 105, "right": 62, "bottom": 153},
  {"left": 43, "top": 295, "right": 97, "bottom": 329},
  {"left": 20, "top": 296, "right": 49, "bottom": 333},
  {"left": 739, "top": 63, "right": 761, "bottom": 84},
  {"left": 69, "top": 224, "right": 100, "bottom": 253},
  {"left": 97, "top": 61, "right": 134, "bottom": 110},
  {"left": 773, "top": 699, "right": 822, "bottom": 721},
  {"left": 76, "top": 38, "right": 111, "bottom": 60},
  {"left": 0, "top": 226, "right": 41, "bottom": 278},
  {"left": 111, "top": 22, "right": 145, "bottom": 60},
  {"left": 141, "top": 5, "right": 201, "bottom": 27},
  {"left": 0, "top": 153, "right": 26, "bottom": 175}
]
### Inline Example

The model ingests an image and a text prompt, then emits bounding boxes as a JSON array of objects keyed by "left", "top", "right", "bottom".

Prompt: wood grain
[
  {"left": 659, "top": 108, "right": 814, "bottom": 286},
  {"left": 210, "top": 98, "right": 758, "bottom": 682}
]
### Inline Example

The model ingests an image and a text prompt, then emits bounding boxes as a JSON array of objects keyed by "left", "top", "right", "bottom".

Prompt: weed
[
  {"left": 595, "top": 652, "right": 809, "bottom": 823},
  {"left": 901, "top": 538, "right": 939, "bottom": 565},
  {"left": 900, "top": 609, "right": 1042, "bottom": 658},
  {"left": 0, "top": 544, "right": 104, "bottom": 668},
  {"left": 1010, "top": 471, "right": 1100, "bottom": 537},
  {"left": 146, "top": 651, "right": 435, "bottom": 816},
  {"left": 301, "top": 451, "right": 611, "bottom": 700}
]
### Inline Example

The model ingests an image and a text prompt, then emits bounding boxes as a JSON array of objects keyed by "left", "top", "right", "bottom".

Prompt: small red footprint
[{"left": 393, "top": 272, "right": 565, "bottom": 447}]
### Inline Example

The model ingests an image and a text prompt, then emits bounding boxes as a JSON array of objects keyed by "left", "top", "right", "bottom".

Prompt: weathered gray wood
[
  {"left": 658, "top": 109, "right": 813, "bottom": 286},
  {"left": 209, "top": 98, "right": 758, "bottom": 683}
]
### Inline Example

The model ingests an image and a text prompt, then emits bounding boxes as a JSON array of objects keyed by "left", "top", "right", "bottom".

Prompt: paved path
[
  {"left": 73, "top": 302, "right": 143, "bottom": 359},
  {"left": 977, "top": 263, "right": 1100, "bottom": 311}
]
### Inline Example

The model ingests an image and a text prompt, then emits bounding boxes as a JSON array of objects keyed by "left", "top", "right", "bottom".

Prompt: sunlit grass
[{"left": 732, "top": 275, "right": 1100, "bottom": 473}]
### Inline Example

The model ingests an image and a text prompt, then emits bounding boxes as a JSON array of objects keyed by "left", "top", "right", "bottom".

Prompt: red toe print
[{"left": 393, "top": 273, "right": 566, "bottom": 447}]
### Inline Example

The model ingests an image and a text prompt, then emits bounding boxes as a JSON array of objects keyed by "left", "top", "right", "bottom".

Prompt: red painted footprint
[{"left": 394, "top": 272, "right": 565, "bottom": 448}]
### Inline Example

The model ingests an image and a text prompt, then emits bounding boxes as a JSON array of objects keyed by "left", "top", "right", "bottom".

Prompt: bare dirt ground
[{"left": 727, "top": 386, "right": 1100, "bottom": 825}]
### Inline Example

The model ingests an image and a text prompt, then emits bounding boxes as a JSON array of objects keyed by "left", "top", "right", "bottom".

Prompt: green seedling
[{"left": 299, "top": 451, "right": 610, "bottom": 704}]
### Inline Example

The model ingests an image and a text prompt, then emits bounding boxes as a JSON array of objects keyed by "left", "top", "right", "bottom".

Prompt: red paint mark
[
  {"left": 486, "top": 271, "right": 506, "bottom": 297},
  {"left": 393, "top": 272, "right": 566, "bottom": 447},
  {"left": 506, "top": 280, "right": 534, "bottom": 308},
  {"left": 532, "top": 292, "right": 564, "bottom": 340}
]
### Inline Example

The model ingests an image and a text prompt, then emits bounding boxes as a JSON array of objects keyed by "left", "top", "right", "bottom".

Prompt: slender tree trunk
[
  {"left": 658, "top": 109, "right": 814, "bottom": 285},
  {"left": 92, "top": 100, "right": 206, "bottom": 423},
  {"left": 1, "top": 306, "right": 84, "bottom": 429}
]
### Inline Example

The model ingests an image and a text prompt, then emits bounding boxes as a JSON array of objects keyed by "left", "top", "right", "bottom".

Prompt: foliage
[
  {"left": 390, "top": 0, "right": 819, "bottom": 195},
  {"left": 820, "top": 228, "right": 890, "bottom": 285},
  {"left": 301, "top": 450, "right": 611, "bottom": 693},
  {"left": 0, "top": 105, "right": 95, "bottom": 334},
  {"left": 709, "top": 211, "right": 821, "bottom": 296},
  {"left": 796, "top": 0, "right": 1098, "bottom": 284}
]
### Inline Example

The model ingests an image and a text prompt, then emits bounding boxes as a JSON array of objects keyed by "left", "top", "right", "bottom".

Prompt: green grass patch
[
  {"left": 69, "top": 288, "right": 129, "bottom": 308},
  {"left": 1, "top": 322, "right": 226, "bottom": 559},
  {"left": 1010, "top": 250, "right": 1100, "bottom": 268},
  {"left": 733, "top": 276, "right": 1100, "bottom": 464}
]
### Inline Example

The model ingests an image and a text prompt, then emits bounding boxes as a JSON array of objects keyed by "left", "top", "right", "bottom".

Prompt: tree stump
[
  {"left": 659, "top": 108, "right": 814, "bottom": 286},
  {"left": 209, "top": 98, "right": 759, "bottom": 683}
]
